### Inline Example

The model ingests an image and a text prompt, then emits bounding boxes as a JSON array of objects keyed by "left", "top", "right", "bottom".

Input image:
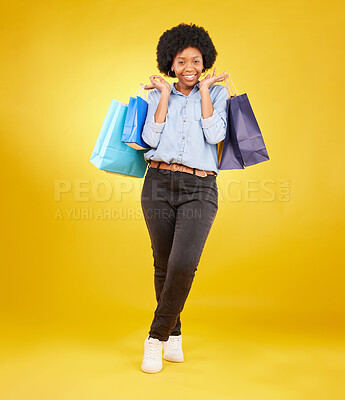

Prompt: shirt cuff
[
  {"left": 149, "top": 115, "right": 165, "bottom": 133},
  {"left": 201, "top": 109, "right": 221, "bottom": 129}
]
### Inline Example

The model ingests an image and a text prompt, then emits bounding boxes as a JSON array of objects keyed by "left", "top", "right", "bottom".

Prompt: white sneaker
[
  {"left": 163, "top": 335, "right": 184, "bottom": 362},
  {"left": 141, "top": 336, "right": 163, "bottom": 373}
]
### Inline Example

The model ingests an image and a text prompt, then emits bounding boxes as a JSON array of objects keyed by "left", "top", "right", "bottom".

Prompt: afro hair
[{"left": 156, "top": 23, "right": 218, "bottom": 78}]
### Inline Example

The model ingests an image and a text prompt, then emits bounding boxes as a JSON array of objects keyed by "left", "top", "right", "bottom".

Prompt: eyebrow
[{"left": 176, "top": 55, "right": 201, "bottom": 59}]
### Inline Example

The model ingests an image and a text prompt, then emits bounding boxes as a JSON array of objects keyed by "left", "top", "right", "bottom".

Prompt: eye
[
  {"left": 194, "top": 60, "right": 200, "bottom": 63},
  {"left": 178, "top": 61, "right": 184, "bottom": 64}
]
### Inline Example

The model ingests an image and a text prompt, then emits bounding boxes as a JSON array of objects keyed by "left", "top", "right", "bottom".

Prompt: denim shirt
[{"left": 142, "top": 82, "right": 228, "bottom": 174}]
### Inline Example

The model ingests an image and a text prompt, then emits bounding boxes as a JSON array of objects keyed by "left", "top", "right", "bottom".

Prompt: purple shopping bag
[{"left": 218, "top": 77, "right": 269, "bottom": 169}]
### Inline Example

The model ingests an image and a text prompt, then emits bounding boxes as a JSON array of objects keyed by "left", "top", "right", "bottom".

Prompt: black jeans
[{"left": 140, "top": 165, "right": 218, "bottom": 342}]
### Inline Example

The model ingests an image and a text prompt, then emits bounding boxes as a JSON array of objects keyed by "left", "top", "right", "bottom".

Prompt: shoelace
[
  {"left": 147, "top": 340, "right": 161, "bottom": 359},
  {"left": 168, "top": 336, "right": 182, "bottom": 351}
]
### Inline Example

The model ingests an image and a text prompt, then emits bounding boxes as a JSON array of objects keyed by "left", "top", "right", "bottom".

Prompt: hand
[
  {"left": 141, "top": 75, "right": 171, "bottom": 93},
  {"left": 199, "top": 68, "right": 229, "bottom": 91}
]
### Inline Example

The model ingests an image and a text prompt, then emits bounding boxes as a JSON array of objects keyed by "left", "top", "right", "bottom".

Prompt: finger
[{"left": 150, "top": 78, "right": 162, "bottom": 84}]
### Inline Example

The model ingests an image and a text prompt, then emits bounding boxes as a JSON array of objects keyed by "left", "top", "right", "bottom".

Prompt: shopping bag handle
[
  {"left": 224, "top": 75, "right": 238, "bottom": 99},
  {"left": 134, "top": 84, "right": 149, "bottom": 100}
]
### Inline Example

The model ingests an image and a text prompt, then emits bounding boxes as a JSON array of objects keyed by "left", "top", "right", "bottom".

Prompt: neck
[{"left": 175, "top": 81, "right": 195, "bottom": 96}]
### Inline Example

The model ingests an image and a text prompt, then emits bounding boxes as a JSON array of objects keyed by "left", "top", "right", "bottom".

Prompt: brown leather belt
[{"left": 148, "top": 160, "right": 216, "bottom": 177}]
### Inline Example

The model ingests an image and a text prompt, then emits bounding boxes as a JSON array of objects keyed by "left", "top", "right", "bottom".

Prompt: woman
[{"left": 140, "top": 23, "right": 229, "bottom": 374}]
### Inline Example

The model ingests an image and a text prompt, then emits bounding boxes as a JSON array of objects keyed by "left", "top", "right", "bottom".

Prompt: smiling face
[{"left": 171, "top": 46, "right": 204, "bottom": 90}]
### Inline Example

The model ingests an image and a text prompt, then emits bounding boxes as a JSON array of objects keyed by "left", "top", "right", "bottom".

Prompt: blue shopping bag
[
  {"left": 122, "top": 85, "right": 150, "bottom": 150},
  {"left": 89, "top": 98, "right": 148, "bottom": 178},
  {"left": 218, "top": 77, "right": 270, "bottom": 170}
]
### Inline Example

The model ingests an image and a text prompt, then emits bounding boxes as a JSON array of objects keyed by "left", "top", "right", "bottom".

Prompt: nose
[{"left": 184, "top": 66, "right": 196, "bottom": 73}]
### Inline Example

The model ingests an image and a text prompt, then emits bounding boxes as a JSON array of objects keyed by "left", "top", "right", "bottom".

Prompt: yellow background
[{"left": 1, "top": 0, "right": 344, "bottom": 398}]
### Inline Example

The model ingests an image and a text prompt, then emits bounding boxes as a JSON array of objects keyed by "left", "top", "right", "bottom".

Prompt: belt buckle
[
  {"left": 169, "top": 163, "right": 180, "bottom": 172},
  {"left": 200, "top": 170, "right": 207, "bottom": 177}
]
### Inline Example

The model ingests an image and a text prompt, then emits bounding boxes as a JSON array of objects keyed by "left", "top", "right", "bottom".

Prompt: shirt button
[
  {"left": 179, "top": 153, "right": 182, "bottom": 156},
  {"left": 183, "top": 119, "right": 186, "bottom": 122},
  {"left": 182, "top": 136, "right": 185, "bottom": 139}
]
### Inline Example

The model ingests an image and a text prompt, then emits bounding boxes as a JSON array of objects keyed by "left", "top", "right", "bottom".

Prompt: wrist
[
  {"left": 199, "top": 86, "right": 210, "bottom": 94},
  {"left": 161, "top": 88, "right": 171, "bottom": 97}
]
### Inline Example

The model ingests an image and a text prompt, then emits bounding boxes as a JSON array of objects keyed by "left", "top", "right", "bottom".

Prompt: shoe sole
[
  {"left": 141, "top": 367, "right": 163, "bottom": 373},
  {"left": 163, "top": 354, "right": 184, "bottom": 362}
]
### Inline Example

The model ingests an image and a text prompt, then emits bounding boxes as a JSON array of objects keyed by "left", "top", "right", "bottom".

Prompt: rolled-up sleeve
[
  {"left": 201, "top": 85, "right": 228, "bottom": 145},
  {"left": 142, "top": 89, "right": 165, "bottom": 149}
]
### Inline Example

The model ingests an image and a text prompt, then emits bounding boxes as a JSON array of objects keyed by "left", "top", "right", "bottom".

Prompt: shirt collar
[{"left": 170, "top": 81, "right": 200, "bottom": 96}]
